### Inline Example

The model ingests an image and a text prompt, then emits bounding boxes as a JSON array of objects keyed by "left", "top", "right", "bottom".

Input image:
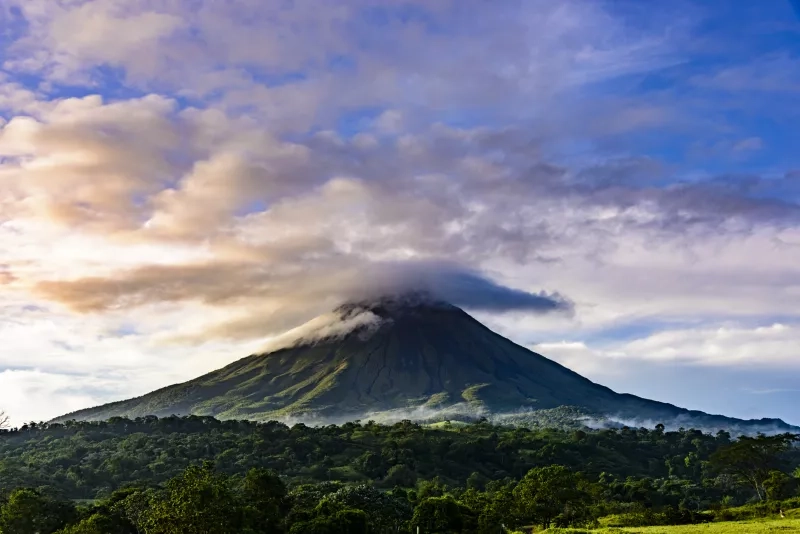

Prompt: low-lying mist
[{"left": 276, "top": 404, "right": 796, "bottom": 436}]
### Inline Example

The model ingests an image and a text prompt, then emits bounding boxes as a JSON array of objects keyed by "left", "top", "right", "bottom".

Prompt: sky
[{"left": 1, "top": 0, "right": 800, "bottom": 427}]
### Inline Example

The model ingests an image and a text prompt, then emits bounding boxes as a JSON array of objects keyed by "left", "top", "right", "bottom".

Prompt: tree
[
  {"left": 0, "top": 489, "right": 77, "bottom": 534},
  {"left": 513, "top": 465, "right": 592, "bottom": 529},
  {"left": 417, "top": 476, "right": 447, "bottom": 499},
  {"left": 0, "top": 410, "right": 9, "bottom": 430},
  {"left": 141, "top": 462, "right": 244, "bottom": 534},
  {"left": 382, "top": 464, "right": 417, "bottom": 487},
  {"left": 56, "top": 512, "right": 134, "bottom": 534},
  {"left": 459, "top": 485, "right": 516, "bottom": 534},
  {"left": 763, "top": 470, "right": 794, "bottom": 501},
  {"left": 289, "top": 509, "right": 368, "bottom": 534},
  {"left": 240, "top": 467, "right": 288, "bottom": 532},
  {"left": 411, "top": 496, "right": 465, "bottom": 533},
  {"left": 107, "top": 488, "right": 153, "bottom": 533},
  {"left": 466, "top": 471, "right": 486, "bottom": 491},
  {"left": 318, "top": 484, "right": 411, "bottom": 532},
  {"left": 709, "top": 433, "right": 799, "bottom": 501}
]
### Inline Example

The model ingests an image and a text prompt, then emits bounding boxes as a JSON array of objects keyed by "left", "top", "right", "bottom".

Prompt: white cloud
[
  {"left": 530, "top": 325, "right": 800, "bottom": 423},
  {"left": 531, "top": 341, "right": 627, "bottom": 377},
  {"left": 732, "top": 137, "right": 764, "bottom": 153},
  {"left": 0, "top": 369, "right": 102, "bottom": 426},
  {"left": 0, "top": 296, "right": 269, "bottom": 426},
  {"left": 6, "top": 0, "right": 182, "bottom": 83},
  {"left": 622, "top": 323, "right": 799, "bottom": 367},
  {"left": 0, "top": 0, "right": 797, "bottom": 424},
  {"left": 535, "top": 323, "right": 800, "bottom": 377},
  {"left": 261, "top": 310, "right": 385, "bottom": 353}
]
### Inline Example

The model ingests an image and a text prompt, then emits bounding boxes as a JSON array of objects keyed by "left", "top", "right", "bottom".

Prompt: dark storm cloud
[
  {"left": 351, "top": 261, "right": 573, "bottom": 314},
  {"left": 434, "top": 270, "right": 571, "bottom": 312}
]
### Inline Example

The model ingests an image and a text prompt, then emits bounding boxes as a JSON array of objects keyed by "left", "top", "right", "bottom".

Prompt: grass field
[{"left": 539, "top": 518, "right": 800, "bottom": 533}]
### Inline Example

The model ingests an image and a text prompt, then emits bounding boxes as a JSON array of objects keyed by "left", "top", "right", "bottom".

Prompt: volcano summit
[{"left": 56, "top": 293, "right": 796, "bottom": 433}]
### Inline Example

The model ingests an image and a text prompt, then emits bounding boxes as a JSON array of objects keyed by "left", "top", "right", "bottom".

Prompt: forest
[{"left": 1, "top": 416, "right": 799, "bottom": 533}]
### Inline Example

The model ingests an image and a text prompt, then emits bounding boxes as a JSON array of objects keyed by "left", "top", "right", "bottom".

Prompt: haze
[{"left": 1, "top": 0, "right": 799, "bottom": 426}]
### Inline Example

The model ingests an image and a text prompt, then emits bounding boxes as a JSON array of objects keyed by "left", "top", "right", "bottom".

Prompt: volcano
[{"left": 55, "top": 293, "right": 797, "bottom": 433}]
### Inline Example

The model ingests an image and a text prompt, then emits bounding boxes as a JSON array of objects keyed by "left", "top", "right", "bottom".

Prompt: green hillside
[{"left": 53, "top": 295, "right": 798, "bottom": 433}]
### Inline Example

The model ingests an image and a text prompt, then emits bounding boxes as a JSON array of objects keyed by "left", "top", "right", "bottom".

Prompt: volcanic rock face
[{"left": 55, "top": 293, "right": 798, "bottom": 434}]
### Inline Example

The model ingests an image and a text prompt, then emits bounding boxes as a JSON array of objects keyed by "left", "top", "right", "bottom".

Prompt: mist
[
  {"left": 275, "top": 404, "right": 796, "bottom": 436},
  {"left": 346, "top": 261, "right": 573, "bottom": 314}
]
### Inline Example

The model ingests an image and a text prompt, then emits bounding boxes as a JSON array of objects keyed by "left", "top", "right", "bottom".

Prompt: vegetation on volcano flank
[{"left": 52, "top": 295, "right": 799, "bottom": 436}]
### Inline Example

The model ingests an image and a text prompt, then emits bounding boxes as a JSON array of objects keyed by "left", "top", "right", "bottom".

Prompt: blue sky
[{"left": 0, "top": 0, "right": 799, "bottom": 426}]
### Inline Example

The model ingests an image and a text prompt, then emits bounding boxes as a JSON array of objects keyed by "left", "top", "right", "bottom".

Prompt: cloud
[
  {"left": 743, "top": 388, "right": 800, "bottom": 395},
  {"left": 0, "top": 94, "right": 182, "bottom": 233},
  {"left": 261, "top": 310, "right": 385, "bottom": 353},
  {"left": 534, "top": 322, "right": 800, "bottom": 376},
  {"left": 2, "top": 91, "right": 798, "bottom": 349},
  {"left": 0, "top": 265, "right": 15, "bottom": 285},
  {"left": 0, "top": 297, "right": 269, "bottom": 425},
  {"left": 621, "top": 323, "right": 800, "bottom": 367},
  {"left": 531, "top": 341, "right": 626, "bottom": 377},
  {"left": 346, "top": 261, "right": 572, "bottom": 314},
  {"left": 34, "top": 259, "right": 571, "bottom": 343},
  {"left": 732, "top": 137, "right": 764, "bottom": 153},
  {"left": 0, "top": 0, "right": 799, "bottom": 425},
  {"left": 531, "top": 325, "right": 800, "bottom": 425},
  {"left": 0, "top": 369, "right": 102, "bottom": 426},
  {"left": 261, "top": 260, "right": 575, "bottom": 351},
  {"left": 1, "top": 0, "right": 685, "bottom": 128},
  {"left": 690, "top": 55, "right": 800, "bottom": 94},
  {"left": 5, "top": 0, "right": 183, "bottom": 84}
]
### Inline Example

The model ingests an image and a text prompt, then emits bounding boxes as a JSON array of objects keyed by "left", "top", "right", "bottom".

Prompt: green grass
[
  {"left": 540, "top": 518, "right": 800, "bottom": 533},
  {"left": 424, "top": 392, "right": 451, "bottom": 407}
]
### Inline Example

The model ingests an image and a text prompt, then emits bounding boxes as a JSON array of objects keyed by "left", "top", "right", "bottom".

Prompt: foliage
[
  {"left": 288, "top": 508, "right": 369, "bottom": 534},
  {"left": 56, "top": 512, "right": 134, "bottom": 534},
  {"left": 411, "top": 495, "right": 468, "bottom": 533},
  {"left": 141, "top": 462, "right": 244, "bottom": 534},
  {"left": 240, "top": 467, "right": 288, "bottom": 530},
  {"left": 709, "top": 433, "right": 799, "bottom": 500},
  {"left": 317, "top": 484, "right": 411, "bottom": 531},
  {"left": 0, "top": 489, "right": 78, "bottom": 534},
  {"left": 513, "top": 465, "right": 592, "bottom": 529},
  {"left": 706, "top": 496, "right": 800, "bottom": 522},
  {"left": 0, "top": 460, "right": 796, "bottom": 533},
  {"left": 4, "top": 415, "right": 799, "bottom": 504},
  {"left": 0, "top": 417, "right": 800, "bottom": 533}
]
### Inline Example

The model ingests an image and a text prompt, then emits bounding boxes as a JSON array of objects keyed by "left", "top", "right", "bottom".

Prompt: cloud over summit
[{"left": 346, "top": 262, "right": 572, "bottom": 314}]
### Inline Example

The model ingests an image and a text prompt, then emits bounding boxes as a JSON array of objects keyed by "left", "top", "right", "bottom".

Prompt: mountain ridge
[{"left": 53, "top": 294, "right": 798, "bottom": 433}]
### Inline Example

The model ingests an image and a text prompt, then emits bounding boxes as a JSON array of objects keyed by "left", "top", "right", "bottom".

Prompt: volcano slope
[{"left": 55, "top": 294, "right": 797, "bottom": 433}]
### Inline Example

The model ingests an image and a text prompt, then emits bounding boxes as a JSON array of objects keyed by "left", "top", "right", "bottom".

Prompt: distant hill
[{"left": 54, "top": 293, "right": 798, "bottom": 434}]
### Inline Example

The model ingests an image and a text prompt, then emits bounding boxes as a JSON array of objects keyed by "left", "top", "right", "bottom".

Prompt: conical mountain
[{"left": 55, "top": 293, "right": 797, "bottom": 433}]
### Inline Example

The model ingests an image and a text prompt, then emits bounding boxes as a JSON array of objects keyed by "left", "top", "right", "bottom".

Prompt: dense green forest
[{"left": 1, "top": 416, "right": 799, "bottom": 533}]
